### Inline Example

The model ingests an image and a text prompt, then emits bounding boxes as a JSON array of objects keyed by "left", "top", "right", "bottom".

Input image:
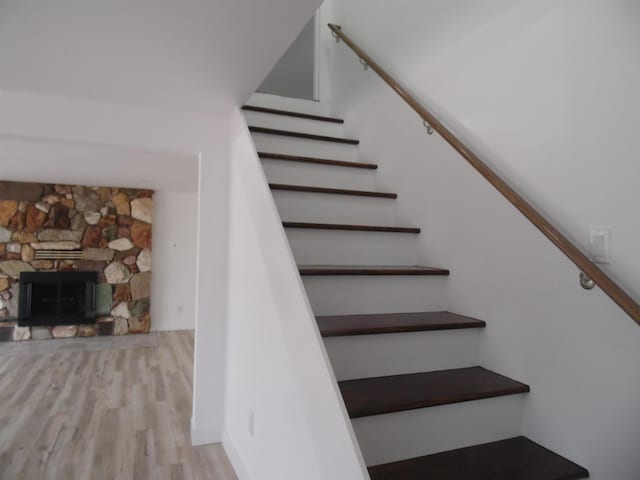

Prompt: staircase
[{"left": 242, "top": 95, "right": 589, "bottom": 479}]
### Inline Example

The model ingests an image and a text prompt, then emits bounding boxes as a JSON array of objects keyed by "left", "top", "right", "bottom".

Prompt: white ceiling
[
  {"left": 0, "top": 136, "right": 198, "bottom": 193},
  {"left": 0, "top": 0, "right": 321, "bottom": 113}
]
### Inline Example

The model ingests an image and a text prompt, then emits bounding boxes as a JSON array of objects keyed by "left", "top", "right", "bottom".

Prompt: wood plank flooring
[{"left": 0, "top": 331, "right": 237, "bottom": 480}]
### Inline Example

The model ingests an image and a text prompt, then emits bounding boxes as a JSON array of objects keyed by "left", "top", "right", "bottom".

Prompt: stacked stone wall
[{"left": 0, "top": 181, "right": 152, "bottom": 341}]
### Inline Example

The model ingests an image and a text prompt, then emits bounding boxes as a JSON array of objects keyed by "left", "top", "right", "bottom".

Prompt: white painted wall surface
[
  {"left": 151, "top": 192, "right": 198, "bottom": 332},
  {"left": 326, "top": 1, "right": 640, "bottom": 478},
  {"left": 259, "top": 18, "right": 316, "bottom": 100},
  {"left": 223, "top": 109, "right": 368, "bottom": 480}
]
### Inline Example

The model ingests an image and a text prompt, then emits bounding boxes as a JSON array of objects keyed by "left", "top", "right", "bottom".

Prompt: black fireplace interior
[{"left": 19, "top": 271, "right": 97, "bottom": 327}]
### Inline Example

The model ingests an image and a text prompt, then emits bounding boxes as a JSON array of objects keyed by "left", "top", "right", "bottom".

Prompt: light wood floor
[{"left": 0, "top": 331, "right": 237, "bottom": 480}]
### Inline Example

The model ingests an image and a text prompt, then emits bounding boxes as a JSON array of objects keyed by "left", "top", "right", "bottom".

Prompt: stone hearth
[{"left": 0, "top": 181, "right": 152, "bottom": 341}]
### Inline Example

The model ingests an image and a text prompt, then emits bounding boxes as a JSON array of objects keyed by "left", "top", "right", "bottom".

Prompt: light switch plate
[{"left": 589, "top": 226, "right": 611, "bottom": 264}]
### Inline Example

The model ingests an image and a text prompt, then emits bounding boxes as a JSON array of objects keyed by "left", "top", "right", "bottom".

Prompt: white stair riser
[
  {"left": 244, "top": 110, "right": 345, "bottom": 137},
  {"left": 274, "top": 190, "right": 395, "bottom": 225},
  {"left": 303, "top": 276, "right": 448, "bottom": 316},
  {"left": 352, "top": 395, "right": 524, "bottom": 466},
  {"left": 248, "top": 92, "right": 332, "bottom": 116},
  {"left": 325, "top": 329, "right": 483, "bottom": 381},
  {"left": 263, "top": 160, "right": 376, "bottom": 191},
  {"left": 286, "top": 230, "right": 418, "bottom": 265},
  {"left": 251, "top": 133, "right": 359, "bottom": 162}
]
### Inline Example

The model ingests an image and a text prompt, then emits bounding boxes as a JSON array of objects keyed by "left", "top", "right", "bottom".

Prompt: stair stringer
[{"left": 224, "top": 108, "right": 369, "bottom": 480}]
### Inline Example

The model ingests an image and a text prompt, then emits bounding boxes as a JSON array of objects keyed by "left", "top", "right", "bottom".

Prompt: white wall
[
  {"left": 223, "top": 109, "right": 368, "bottom": 480},
  {"left": 315, "top": 2, "right": 335, "bottom": 103},
  {"left": 259, "top": 18, "right": 316, "bottom": 100},
  {"left": 151, "top": 191, "right": 198, "bottom": 332},
  {"left": 327, "top": 1, "right": 640, "bottom": 478}
]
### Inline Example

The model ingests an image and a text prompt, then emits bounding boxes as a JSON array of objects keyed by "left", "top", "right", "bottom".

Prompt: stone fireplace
[{"left": 0, "top": 181, "right": 152, "bottom": 341}]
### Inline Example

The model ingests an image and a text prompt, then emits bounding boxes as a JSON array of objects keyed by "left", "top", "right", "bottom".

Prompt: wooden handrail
[{"left": 328, "top": 23, "right": 640, "bottom": 326}]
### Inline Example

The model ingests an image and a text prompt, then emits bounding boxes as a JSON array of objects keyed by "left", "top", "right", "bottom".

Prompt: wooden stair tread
[
  {"left": 242, "top": 105, "right": 344, "bottom": 123},
  {"left": 368, "top": 436, "right": 589, "bottom": 480},
  {"left": 317, "top": 311, "right": 486, "bottom": 337},
  {"left": 299, "top": 265, "right": 450, "bottom": 276},
  {"left": 270, "top": 183, "right": 397, "bottom": 198},
  {"left": 258, "top": 152, "right": 377, "bottom": 170},
  {"left": 249, "top": 126, "right": 359, "bottom": 145},
  {"left": 339, "top": 366, "right": 529, "bottom": 418},
  {"left": 283, "top": 222, "right": 420, "bottom": 234}
]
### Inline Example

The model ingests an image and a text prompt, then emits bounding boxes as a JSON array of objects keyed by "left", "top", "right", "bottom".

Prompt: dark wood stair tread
[
  {"left": 299, "top": 265, "right": 450, "bottom": 276},
  {"left": 317, "top": 311, "right": 486, "bottom": 337},
  {"left": 339, "top": 366, "right": 529, "bottom": 418},
  {"left": 258, "top": 152, "right": 377, "bottom": 170},
  {"left": 249, "top": 126, "right": 359, "bottom": 145},
  {"left": 283, "top": 222, "right": 420, "bottom": 234},
  {"left": 368, "top": 436, "right": 589, "bottom": 480},
  {"left": 242, "top": 105, "right": 344, "bottom": 124},
  {"left": 270, "top": 183, "right": 396, "bottom": 198}
]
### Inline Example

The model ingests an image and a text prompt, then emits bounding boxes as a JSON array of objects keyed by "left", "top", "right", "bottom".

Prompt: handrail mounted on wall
[{"left": 328, "top": 23, "right": 640, "bottom": 326}]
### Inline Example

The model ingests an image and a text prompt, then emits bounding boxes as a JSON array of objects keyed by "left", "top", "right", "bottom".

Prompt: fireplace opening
[{"left": 18, "top": 271, "right": 97, "bottom": 327}]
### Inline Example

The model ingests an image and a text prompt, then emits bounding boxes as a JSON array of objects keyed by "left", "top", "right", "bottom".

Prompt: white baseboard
[
  {"left": 222, "top": 431, "right": 251, "bottom": 480},
  {"left": 190, "top": 418, "right": 222, "bottom": 446}
]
